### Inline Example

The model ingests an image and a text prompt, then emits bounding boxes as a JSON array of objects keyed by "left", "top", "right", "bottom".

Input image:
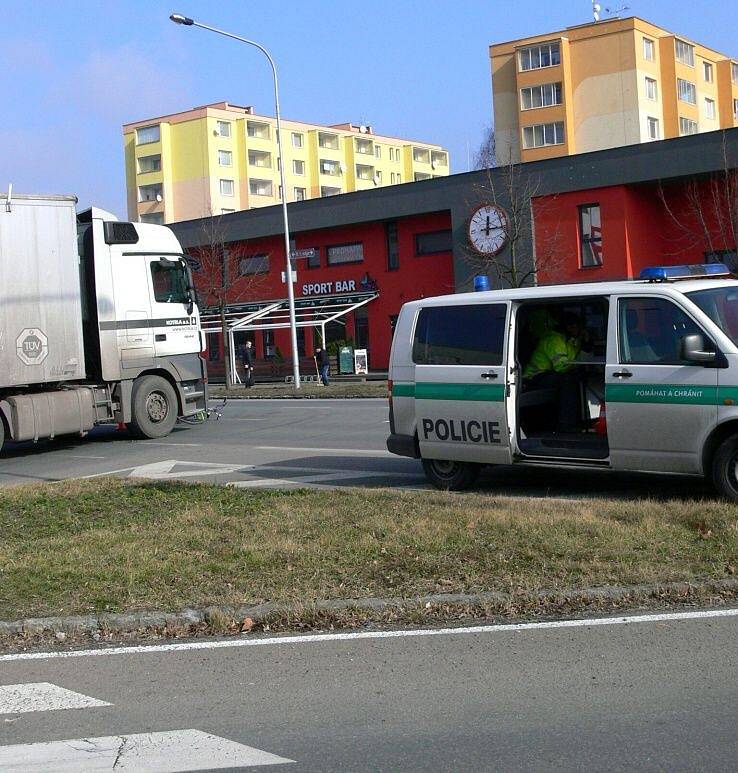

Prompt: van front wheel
[
  {"left": 421, "top": 458, "right": 480, "bottom": 491},
  {"left": 711, "top": 434, "right": 738, "bottom": 502}
]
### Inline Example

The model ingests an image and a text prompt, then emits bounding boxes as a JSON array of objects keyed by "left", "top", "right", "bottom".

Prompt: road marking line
[
  {"left": 1, "top": 608, "right": 735, "bottom": 663},
  {"left": 145, "top": 442, "right": 203, "bottom": 447},
  {"left": 0, "top": 683, "right": 111, "bottom": 715},
  {"left": 66, "top": 455, "right": 107, "bottom": 460},
  {"left": 0, "top": 729, "right": 293, "bottom": 771},
  {"left": 255, "top": 445, "right": 392, "bottom": 456}
]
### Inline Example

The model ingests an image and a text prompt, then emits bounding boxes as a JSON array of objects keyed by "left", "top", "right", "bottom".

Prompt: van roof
[{"left": 409, "top": 278, "right": 738, "bottom": 307}]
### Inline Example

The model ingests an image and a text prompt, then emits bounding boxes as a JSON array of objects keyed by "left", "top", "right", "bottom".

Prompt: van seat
[{"left": 519, "top": 388, "right": 557, "bottom": 408}]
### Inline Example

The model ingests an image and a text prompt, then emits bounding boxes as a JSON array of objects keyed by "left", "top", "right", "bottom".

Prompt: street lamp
[{"left": 170, "top": 13, "right": 301, "bottom": 388}]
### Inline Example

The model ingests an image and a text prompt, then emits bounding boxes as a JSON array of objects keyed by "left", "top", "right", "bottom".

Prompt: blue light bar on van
[{"left": 639, "top": 263, "right": 731, "bottom": 281}]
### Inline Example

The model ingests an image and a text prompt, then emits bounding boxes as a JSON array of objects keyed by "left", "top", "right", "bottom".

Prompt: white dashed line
[{"left": 0, "top": 683, "right": 111, "bottom": 715}]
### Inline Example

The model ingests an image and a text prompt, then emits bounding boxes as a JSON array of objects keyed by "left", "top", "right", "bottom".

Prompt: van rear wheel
[
  {"left": 421, "top": 458, "right": 480, "bottom": 491},
  {"left": 711, "top": 434, "right": 738, "bottom": 503},
  {"left": 129, "top": 375, "right": 178, "bottom": 439}
]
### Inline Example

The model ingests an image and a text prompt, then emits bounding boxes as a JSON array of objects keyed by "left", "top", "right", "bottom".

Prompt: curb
[{"left": 1, "top": 578, "right": 737, "bottom": 638}]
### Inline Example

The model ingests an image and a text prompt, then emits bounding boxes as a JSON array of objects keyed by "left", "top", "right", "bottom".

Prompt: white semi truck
[{"left": 0, "top": 192, "right": 207, "bottom": 450}]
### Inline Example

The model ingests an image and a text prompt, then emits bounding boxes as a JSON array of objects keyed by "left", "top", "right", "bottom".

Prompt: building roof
[{"left": 170, "top": 126, "right": 738, "bottom": 251}]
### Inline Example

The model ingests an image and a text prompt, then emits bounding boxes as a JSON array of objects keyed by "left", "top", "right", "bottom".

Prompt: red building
[{"left": 171, "top": 128, "right": 738, "bottom": 377}]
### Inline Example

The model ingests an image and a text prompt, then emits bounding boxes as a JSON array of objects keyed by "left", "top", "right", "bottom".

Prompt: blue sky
[{"left": 2, "top": 1, "right": 737, "bottom": 216}]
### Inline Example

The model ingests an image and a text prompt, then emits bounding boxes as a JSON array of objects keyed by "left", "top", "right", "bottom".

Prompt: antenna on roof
[
  {"left": 592, "top": 1, "right": 601, "bottom": 21},
  {"left": 604, "top": 3, "right": 630, "bottom": 17}
]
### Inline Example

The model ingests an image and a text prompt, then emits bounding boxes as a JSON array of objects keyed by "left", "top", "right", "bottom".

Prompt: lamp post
[{"left": 170, "top": 13, "right": 301, "bottom": 388}]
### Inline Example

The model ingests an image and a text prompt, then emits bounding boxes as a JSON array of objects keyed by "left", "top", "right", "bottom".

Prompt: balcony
[
  {"left": 355, "top": 138, "right": 374, "bottom": 155},
  {"left": 431, "top": 150, "right": 448, "bottom": 169},
  {"left": 246, "top": 121, "right": 271, "bottom": 140},
  {"left": 412, "top": 147, "right": 431, "bottom": 164},
  {"left": 138, "top": 183, "right": 163, "bottom": 203},
  {"left": 318, "top": 132, "right": 340, "bottom": 150},
  {"left": 355, "top": 164, "right": 375, "bottom": 181},
  {"left": 320, "top": 159, "right": 341, "bottom": 176},
  {"left": 248, "top": 149, "right": 272, "bottom": 168},
  {"left": 414, "top": 172, "right": 432, "bottom": 182}
]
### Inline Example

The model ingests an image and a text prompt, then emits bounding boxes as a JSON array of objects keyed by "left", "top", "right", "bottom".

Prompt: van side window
[
  {"left": 413, "top": 304, "right": 507, "bottom": 365},
  {"left": 619, "top": 297, "right": 713, "bottom": 365}
]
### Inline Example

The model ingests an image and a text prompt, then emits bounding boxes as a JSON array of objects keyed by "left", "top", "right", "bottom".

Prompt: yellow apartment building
[
  {"left": 122, "top": 102, "right": 450, "bottom": 224},
  {"left": 490, "top": 17, "right": 738, "bottom": 164}
]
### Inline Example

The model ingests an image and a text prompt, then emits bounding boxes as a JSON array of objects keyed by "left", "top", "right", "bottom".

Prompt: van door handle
[
  {"left": 613, "top": 370, "right": 633, "bottom": 378},
  {"left": 480, "top": 372, "right": 498, "bottom": 379}
]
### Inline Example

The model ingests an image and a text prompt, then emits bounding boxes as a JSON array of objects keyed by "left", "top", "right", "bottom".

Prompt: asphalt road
[
  {"left": 0, "top": 610, "right": 736, "bottom": 771},
  {"left": 0, "top": 398, "right": 718, "bottom": 499}
]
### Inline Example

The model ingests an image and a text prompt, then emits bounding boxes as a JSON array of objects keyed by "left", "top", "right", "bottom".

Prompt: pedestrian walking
[
  {"left": 314, "top": 346, "right": 330, "bottom": 386},
  {"left": 241, "top": 340, "right": 255, "bottom": 388}
]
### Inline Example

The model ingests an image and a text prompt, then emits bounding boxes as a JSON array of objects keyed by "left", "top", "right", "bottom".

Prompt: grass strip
[
  {"left": 0, "top": 478, "right": 735, "bottom": 621},
  {"left": 209, "top": 381, "right": 387, "bottom": 399}
]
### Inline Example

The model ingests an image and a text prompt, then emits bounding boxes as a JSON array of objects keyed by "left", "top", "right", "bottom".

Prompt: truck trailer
[{"left": 0, "top": 192, "right": 207, "bottom": 450}]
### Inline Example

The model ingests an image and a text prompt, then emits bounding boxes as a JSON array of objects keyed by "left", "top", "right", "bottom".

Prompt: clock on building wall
[{"left": 468, "top": 204, "right": 508, "bottom": 255}]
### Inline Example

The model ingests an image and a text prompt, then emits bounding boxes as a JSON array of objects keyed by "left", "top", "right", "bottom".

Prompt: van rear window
[{"left": 412, "top": 304, "right": 507, "bottom": 365}]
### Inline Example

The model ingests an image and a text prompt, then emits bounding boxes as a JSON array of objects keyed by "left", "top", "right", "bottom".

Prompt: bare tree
[
  {"left": 473, "top": 126, "right": 497, "bottom": 170},
  {"left": 193, "top": 211, "right": 268, "bottom": 390},
  {"left": 657, "top": 132, "right": 738, "bottom": 264},
  {"left": 464, "top": 150, "right": 567, "bottom": 288}
]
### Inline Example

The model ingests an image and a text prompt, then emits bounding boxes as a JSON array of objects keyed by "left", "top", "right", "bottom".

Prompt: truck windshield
[
  {"left": 687, "top": 286, "right": 738, "bottom": 347},
  {"left": 151, "top": 260, "right": 190, "bottom": 304}
]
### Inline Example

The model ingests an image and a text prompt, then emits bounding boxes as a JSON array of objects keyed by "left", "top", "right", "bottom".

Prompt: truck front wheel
[
  {"left": 421, "top": 458, "right": 480, "bottom": 491},
  {"left": 129, "top": 375, "right": 178, "bottom": 439},
  {"left": 711, "top": 434, "right": 738, "bottom": 503}
]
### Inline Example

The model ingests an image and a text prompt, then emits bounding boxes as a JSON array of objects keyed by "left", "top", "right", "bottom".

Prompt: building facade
[
  {"left": 122, "top": 102, "right": 449, "bottom": 224},
  {"left": 171, "top": 128, "right": 738, "bottom": 375},
  {"left": 491, "top": 16, "right": 738, "bottom": 164}
]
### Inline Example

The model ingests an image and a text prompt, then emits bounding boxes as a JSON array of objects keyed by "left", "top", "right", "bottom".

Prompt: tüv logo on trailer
[{"left": 16, "top": 328, "right": 48, "bottom": 366}]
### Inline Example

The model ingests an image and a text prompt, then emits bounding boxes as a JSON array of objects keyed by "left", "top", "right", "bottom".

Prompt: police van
[{"left": 387, "top": 264, "right": 738, "bottom": 501}]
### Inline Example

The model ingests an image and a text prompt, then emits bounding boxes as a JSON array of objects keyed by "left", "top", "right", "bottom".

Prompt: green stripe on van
[
  {"left": 393, "top": 382, "right": 504, "bottom": 402},
  {"left": 605, "top": 383, "right": 718, "bottom": 405}
]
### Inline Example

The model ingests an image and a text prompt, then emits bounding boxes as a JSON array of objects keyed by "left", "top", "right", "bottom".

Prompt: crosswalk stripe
[
  {"left": 0, "top": 729, "right": 294, "bottom": 771},
  {"left": 0, "top": 683, "right": 111, "bottom": 715}
]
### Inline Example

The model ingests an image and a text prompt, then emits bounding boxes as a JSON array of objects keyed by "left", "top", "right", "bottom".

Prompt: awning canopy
[{"left": 200, "top": 290, "right": 379, "bottom": 383}]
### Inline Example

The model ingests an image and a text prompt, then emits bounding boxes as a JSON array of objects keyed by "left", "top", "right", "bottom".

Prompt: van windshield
[{"left": 687, "top": 286, "right": 738, "bottom": 347}]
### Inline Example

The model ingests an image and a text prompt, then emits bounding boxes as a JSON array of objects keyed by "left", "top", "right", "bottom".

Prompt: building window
[
  {"left": 262, "top": 329, "right": 275, "bottom": 359},
  {"left": 221, "top": 208, "right": 235, "bottom": 214},
  {"left": 137, "top": 154, "right": 161, "bottom": 173},
  {"left": 291, "top": 132, "right": 303, "bottom": 148},
  {"left": 303, "top": 247, "right": 320, "bottom": 269},
  {"left": 356, "top": 164, "right": 374, "bottom": 180},
  {"left": 579, "top": 204, "right": 603, "bottom": 268},
  {"left": 320, "top": 159, "right": 340, "bottom": 175},
  {"left": 733, "top": 63, "right": 738, "bottom": 85},
  {"left": 415, "top": 229, "right": 452, "bottom": 256},
  {"left": 704, "top": 98, "right": 716, "bottom": 120},
  {"left": 431, "top": 150, "right": 448, "bottom": 167},
  {"left": 249, "top": 179, "right": 273, "bottom": 197},
  {"left": 734, "top": 99, "right": 738, "bottom": 120},
  {"left": 645, "top": 77, "right": 658, "bottom": 100},
  {"left": 397, "top": 173, "right": 401, "bottom": 183},
  {"left": 389, "top": 147, "right": 394, "bottom": 161},
  {"left": 675, "top": 39, "right": 695, "bottom": 67},
  {"left": 318, "top": 132, "right": 339, "bottom": 149},
  {"left": 412, "top": 304, "right": 507, "bottom": 366},
  {"left": 216, "top": 120, "right": 231, "bottom": 138},
  {"left": 294, "top": 187, "right": 306, "bottom": 201},
  {"left": 386, "top": 221, "right": 399, "bottom": 271},
  {"left": 520, "top": 82, "right": 563, "bottom": 110},
  {"left": 647, "top": 116, "right": 660, "bottom": 140},
  {"left": 522, "top": 121, "right": 565, "bottom": 149},
  {"left": 356, "top": 138, "right": 374, "bottom": 155},
  {"left": 140, "top": 212, "right": 164, "bottom": 225},
  {"left": 327, "top": 242, "right": 364, "bottom": 265},
  {"left": 246, "top": 121, "right": 270, "bottom": 139},
  {"left": 643, "top": 37, "right": 655, "bottom": 61},
  {"left": 219, "top": 179, "right": 234, "bottom": 197},
  {"left": 239, "top": 254, "right": 270, "bottom": 275},
  {"left": 292, "top": 159, "right": 305, "bottom": 175},
  {"left": 278, "top": 185, "right": 282, "bottom": 200},
  {"left": 248, "top": 150, "right": 272, "bottom": 168},
  {"left": 518, "top": 41, "right": 561, "bottom": 71},
  {"left": 376, "top": 170, "right": 382, "bottom": 183},
  {"left": 138, "top": 183, "right": 162, "bottom": 202},
  {"left": 412, "top": 147, "right": 430, "bottom": 164},
  {"left": 321, "top": 186, "right": 341, "bottom": 197},
  {"left": 414, "top": 172, "right": 431, "bottom": 181},
  {"left": 218, "top": 150, "right": 232, "bottom": 166},
  {"left": 677, "top": 78, "right": 696, "bottom": 104},
  {"left": 375, "top": 145, "right": 382, "bottom": 159},
  {"left": 207, "top": 334, "right": 220, "bottom": 362},
  {"left": 679, "top": 116, "right": 699, "bottom": 135},
  {"left": 390, "top": 172, "right": 395, "bottom": 184},
  {"left": 703, "top": 61, "right": 714, "bottom": 82},
  {"left": 136, "top": 125, "right": 160, "bottom": 145}
]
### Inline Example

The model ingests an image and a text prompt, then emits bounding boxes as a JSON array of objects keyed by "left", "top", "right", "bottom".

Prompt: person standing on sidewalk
[
  {"left": 241, "top": 340, "right": 255, "bottom": 388},
  {"left": 314, "top": 346, "right": 330, "bottom": 386}
]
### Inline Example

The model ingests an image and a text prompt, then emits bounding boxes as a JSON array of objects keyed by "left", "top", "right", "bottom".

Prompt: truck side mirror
[{"left": 681, "top": 333, "right": 716, "bottom": 364}]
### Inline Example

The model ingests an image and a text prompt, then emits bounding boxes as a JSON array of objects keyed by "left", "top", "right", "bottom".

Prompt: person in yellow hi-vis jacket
[{"left": 523, "top": 312, "right": 588, "bottom": 432}]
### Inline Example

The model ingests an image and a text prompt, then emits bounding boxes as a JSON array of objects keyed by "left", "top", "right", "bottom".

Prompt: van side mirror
[{"left": 682, "top": 333, "right": 716, "bottom": 364}]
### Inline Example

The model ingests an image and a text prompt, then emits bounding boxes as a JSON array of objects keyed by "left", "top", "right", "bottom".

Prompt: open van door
[{"left": 412, "top": 301, "right": 512, "bottom": 465}]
